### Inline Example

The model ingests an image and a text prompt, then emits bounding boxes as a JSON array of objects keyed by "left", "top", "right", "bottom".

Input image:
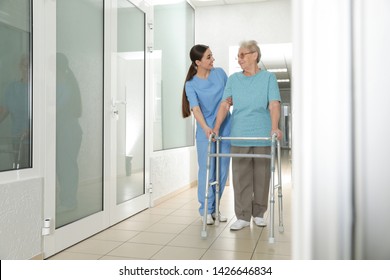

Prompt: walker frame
[{"left": 201, "top": 133, "right": 284, "bottom": 243}]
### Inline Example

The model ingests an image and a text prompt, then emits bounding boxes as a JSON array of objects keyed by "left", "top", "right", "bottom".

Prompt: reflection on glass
[
  {"left": 115, "top": 0, "right": 145, "bottom": 204},
  {"left": 56, "top": 0, "right": 104, "bottom": 228},
  {"left": 56, "top": 53, "right": 82, "bottom": 212},
  {"left": 153, "top": 1, "right": 194, "bottom": 151},
  {"left": 0, "top": 1, "right": 32, "bottom": 171}
]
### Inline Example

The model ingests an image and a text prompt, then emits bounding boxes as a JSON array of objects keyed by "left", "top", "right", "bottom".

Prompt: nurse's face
[{"left": 197, "top": 48, "right": 215, "bottom": 70}]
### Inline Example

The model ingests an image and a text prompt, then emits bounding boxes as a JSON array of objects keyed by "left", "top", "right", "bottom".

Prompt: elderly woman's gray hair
[{"left": 239, "top": 40, "right": 261, "bottom": 63}]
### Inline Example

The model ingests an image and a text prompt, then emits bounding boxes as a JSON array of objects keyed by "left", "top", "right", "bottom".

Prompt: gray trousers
[{"left": 231, "top": 146, "right": 271, "bottom": 222}]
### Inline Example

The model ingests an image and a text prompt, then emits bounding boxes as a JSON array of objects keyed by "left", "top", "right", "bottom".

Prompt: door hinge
[
  {"left": 148, "top": 183, "right": 154, "bottom": 208},
  {"left": 42, "top": 218, "right": 52, "bottom": 236}
]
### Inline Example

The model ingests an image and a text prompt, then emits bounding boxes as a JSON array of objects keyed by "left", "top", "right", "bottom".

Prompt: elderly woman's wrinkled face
[{"left": 237, "top": 47, "right": 256, "bottom": 69}]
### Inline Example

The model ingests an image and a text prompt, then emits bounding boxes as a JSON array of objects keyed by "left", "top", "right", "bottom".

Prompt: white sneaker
[
  {"left": 230, "top": 219, "right": 250, "bottom": 230},
  {"left": 202, "top": 214, "right": 215, "bottom": 225},
  {"left": 253, "top": 217, "right": 267, "bottom": 227},
  {"left": 212, "top": 212, "right": 228, "bottom": 222}
]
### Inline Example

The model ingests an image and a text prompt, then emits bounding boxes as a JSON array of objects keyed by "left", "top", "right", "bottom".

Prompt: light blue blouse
[{"left": 223, "top": 70, "right": 281, "bottom": 146}]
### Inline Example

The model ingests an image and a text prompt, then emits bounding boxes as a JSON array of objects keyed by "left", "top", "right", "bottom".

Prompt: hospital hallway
[{"left": 48, "top": 150, "right": 292, "bottom": 260}]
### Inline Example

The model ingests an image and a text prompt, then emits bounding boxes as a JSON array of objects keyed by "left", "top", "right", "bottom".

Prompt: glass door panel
[
  {"left": 110, "top": 0, "right": 148, "bottom": 223},
  {"left": 56, "top": 0, "right": 104, "bottom": 228},
  {"left": 116, "top": 52, "right": 144, "bottom": 204}
]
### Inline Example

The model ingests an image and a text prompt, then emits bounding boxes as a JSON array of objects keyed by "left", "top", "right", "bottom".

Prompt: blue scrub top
[{"left": 185, "top": 67, "right": 231, "bottom": 142}]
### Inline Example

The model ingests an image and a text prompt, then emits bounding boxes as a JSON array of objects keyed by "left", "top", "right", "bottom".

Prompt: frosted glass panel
[
  {"left": 0, "top": 0, "right": 32, "bottom": 171},
  {"left": 153, "top": 1, "right": 194, "bottom": 150},
  {"left": 115, "top": 1, "right": 145, "bottom": 204},
  {"left": 56, "top": 0, "right": 104, "bottom": 227}
]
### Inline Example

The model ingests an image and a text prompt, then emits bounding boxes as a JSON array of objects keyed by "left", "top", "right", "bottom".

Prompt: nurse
[{"left": 182, "top": 44, "right": 232, "bottom": 225}]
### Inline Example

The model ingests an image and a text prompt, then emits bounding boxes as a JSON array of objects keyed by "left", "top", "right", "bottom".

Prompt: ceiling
[{"left": 189, "top": 0, "right": 292, "bottom": 90}]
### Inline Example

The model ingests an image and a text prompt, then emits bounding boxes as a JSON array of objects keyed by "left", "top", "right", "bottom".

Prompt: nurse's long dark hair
[{"left": 182, "top": 44, "right": 209, "bottom": 118}]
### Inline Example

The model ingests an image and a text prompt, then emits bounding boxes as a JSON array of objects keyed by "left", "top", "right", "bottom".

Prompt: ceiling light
[
  {"left": 148, "top": 0, "right": 185, "bottom": 5},
  {"left": 268, "top": 68, "right": 288, "bottom": 73},
  {"left": 277, "top": 79, "right": 290, "bottom": 83}
]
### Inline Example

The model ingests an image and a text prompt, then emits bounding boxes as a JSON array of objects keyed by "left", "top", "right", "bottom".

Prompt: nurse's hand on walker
[{"left": 203, "top": 126, "right": 214, "bottom": 140}]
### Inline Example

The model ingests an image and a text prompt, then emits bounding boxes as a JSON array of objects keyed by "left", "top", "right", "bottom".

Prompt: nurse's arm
[{"left": 192, "top": 106, "right": 213, "bottom": 138}]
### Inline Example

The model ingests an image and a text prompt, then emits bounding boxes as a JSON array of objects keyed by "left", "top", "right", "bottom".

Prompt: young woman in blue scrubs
[{"left": 182, "top": 45, "right": 231, "bottom": 225}]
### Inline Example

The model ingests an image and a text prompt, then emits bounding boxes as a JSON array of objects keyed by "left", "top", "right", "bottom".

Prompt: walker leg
[
  {"left": 201, "top": 136, "right": 214, "bottom": 238},
  {"left": 268, "top": 135, "right": 276, "bottom": 243},
  {"left": 277, "top": 140, "right": 284, "bottom": 233},
  {"left": 201, "top": 181, "right": 210, "bottom": 239},
  {"left": 278, "top": 187, "right": 284, "bottom": 233},
  {"left": 214, "top": 139, "right": 220, "bottom": 226},
  {"left": 268, "top": 180, "right": 275, "bottom": 243}
]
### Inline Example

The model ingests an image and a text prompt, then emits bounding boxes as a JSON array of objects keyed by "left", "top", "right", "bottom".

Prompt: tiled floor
[{"left": 48, "top": 151, "right": 292, "bottom": 260}]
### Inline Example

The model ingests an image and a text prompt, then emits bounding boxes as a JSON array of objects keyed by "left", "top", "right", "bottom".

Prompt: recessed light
[
  {"left": 277, "top": 79, "right": 290, "bottom": 83},
  {"left": 268, "top": 68, "right": 288, "bottom": 73}
]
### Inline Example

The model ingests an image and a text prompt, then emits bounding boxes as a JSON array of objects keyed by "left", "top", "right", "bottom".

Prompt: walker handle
[{"left": 209, "top": 133, "right": 218, "bottom": 142}]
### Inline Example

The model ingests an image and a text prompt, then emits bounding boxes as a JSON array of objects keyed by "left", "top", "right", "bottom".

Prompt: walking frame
[{"left": 201, "top": 133, "right": 284, "bottom": 243}]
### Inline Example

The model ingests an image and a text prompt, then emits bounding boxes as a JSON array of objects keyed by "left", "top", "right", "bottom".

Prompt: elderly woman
[{"left": 213, "top": 40, "right": 282, "bottom": 230}]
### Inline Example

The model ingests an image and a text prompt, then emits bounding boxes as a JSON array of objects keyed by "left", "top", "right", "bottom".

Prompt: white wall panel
[{"left": 353, "top": 0, "right": 390, "bottom": 259}]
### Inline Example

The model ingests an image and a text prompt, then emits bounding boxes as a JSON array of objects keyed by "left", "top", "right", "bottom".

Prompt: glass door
[
  {"left": 109, "top": 0, "right": 149, "bottom": 223},
  {"left": 43, "top": 0, "right": 150, "bottom": 258},
  {"left": 43, "top": 0, "right": 106, "bottom": 258}
]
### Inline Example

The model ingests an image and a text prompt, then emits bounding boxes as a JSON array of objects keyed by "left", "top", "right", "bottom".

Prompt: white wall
[
  {"left": 0, "top": 178, "right": 42, "bottom": 259},
  {"left": 0, "top": 0, "right": 47, "bottom": 260},
  {"left": 195, "top": 0, "right": 292, "bottom": 71},
  {"left": 353, "top": 0, "right": 390, "bottom": 259},
  {"left": 292, "top": 0, "right": 390, "bottom": 259},
  {"left": 151, "top": 146, "right": 198, "bottom": 202},
  {"left": 292, "top": 0, "right": 354, "bottom": 259}
]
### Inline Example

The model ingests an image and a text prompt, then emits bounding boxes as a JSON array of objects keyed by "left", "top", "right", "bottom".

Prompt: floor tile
[
  {"left": 111, "top": 219, "right": 154, "bottom": 231},
  {"left": 127, "top": 212, "right": 166, "bottom": 223},
  {"left": 183, "top": 223, "right": 228, "bottom": 237},
  {"left": 150, "top": 246, "right": 206, "bottom": 260},
  {"left": 48, "top": 251, "right": 102, "bottom": 260},
  {"left": 99, "top": 255, "right": 140, "bottom": 260},
  {"left": 251, "top": 253, "right": 291, "bottom": 260},
  {"left": 107, "top": 242, "right": 163, "bottom": 259},
  {"left": 167, "top": 233, "right": 217, "bottom": 249},
  {"left": 65, "top": 239, "right": 123, "bottom": 255},
  {"left": 91, "top": 229, "right": 139, "bottom": 242},
  {"left": 159, "top": 215, "right": 198, "bottom": 225},
  {"left": 144, "top": 207, "right": 176, "bottom": 215},
  {"left": 201, "top": 249, "right": 252, "bottom": 260},
  {"left": 209, "top": 236, "right": 258, "bottom": 253},
  {"left": 128, "top": 231, "right": 177, "bottom": 245},
  {"left": 144, "top": 222, "right": 188, "bottom": 234},
  {"left": 254, "top": 240, "right": 291, "bottom": 256},
  {"left": 169, "top": 208, "right": 200, "bottom": 218}
]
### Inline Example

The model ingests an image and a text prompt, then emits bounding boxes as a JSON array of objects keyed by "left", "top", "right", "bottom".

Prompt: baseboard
[
  {"left": 30, "top": 253, "right": 43, "bottom": 260},
  {"left": 153, "top": 180, "right": 197, "bottom": 206}
]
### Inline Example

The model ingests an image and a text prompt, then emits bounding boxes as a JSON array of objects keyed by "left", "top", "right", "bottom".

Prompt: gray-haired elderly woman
[{"left": 213, "top": 40, "right": 282, "bottom": 230}]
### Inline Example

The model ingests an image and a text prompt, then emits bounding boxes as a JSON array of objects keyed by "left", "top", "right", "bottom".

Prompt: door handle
[
  {"left": 111, "top": 98, "right": 127, "bottom": 120},
  {"left": 112, "top": 98, "right": 127, "bottom": 106},
  {"left": 113, "top": 100, "right": 127, "bottom": 105}
]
